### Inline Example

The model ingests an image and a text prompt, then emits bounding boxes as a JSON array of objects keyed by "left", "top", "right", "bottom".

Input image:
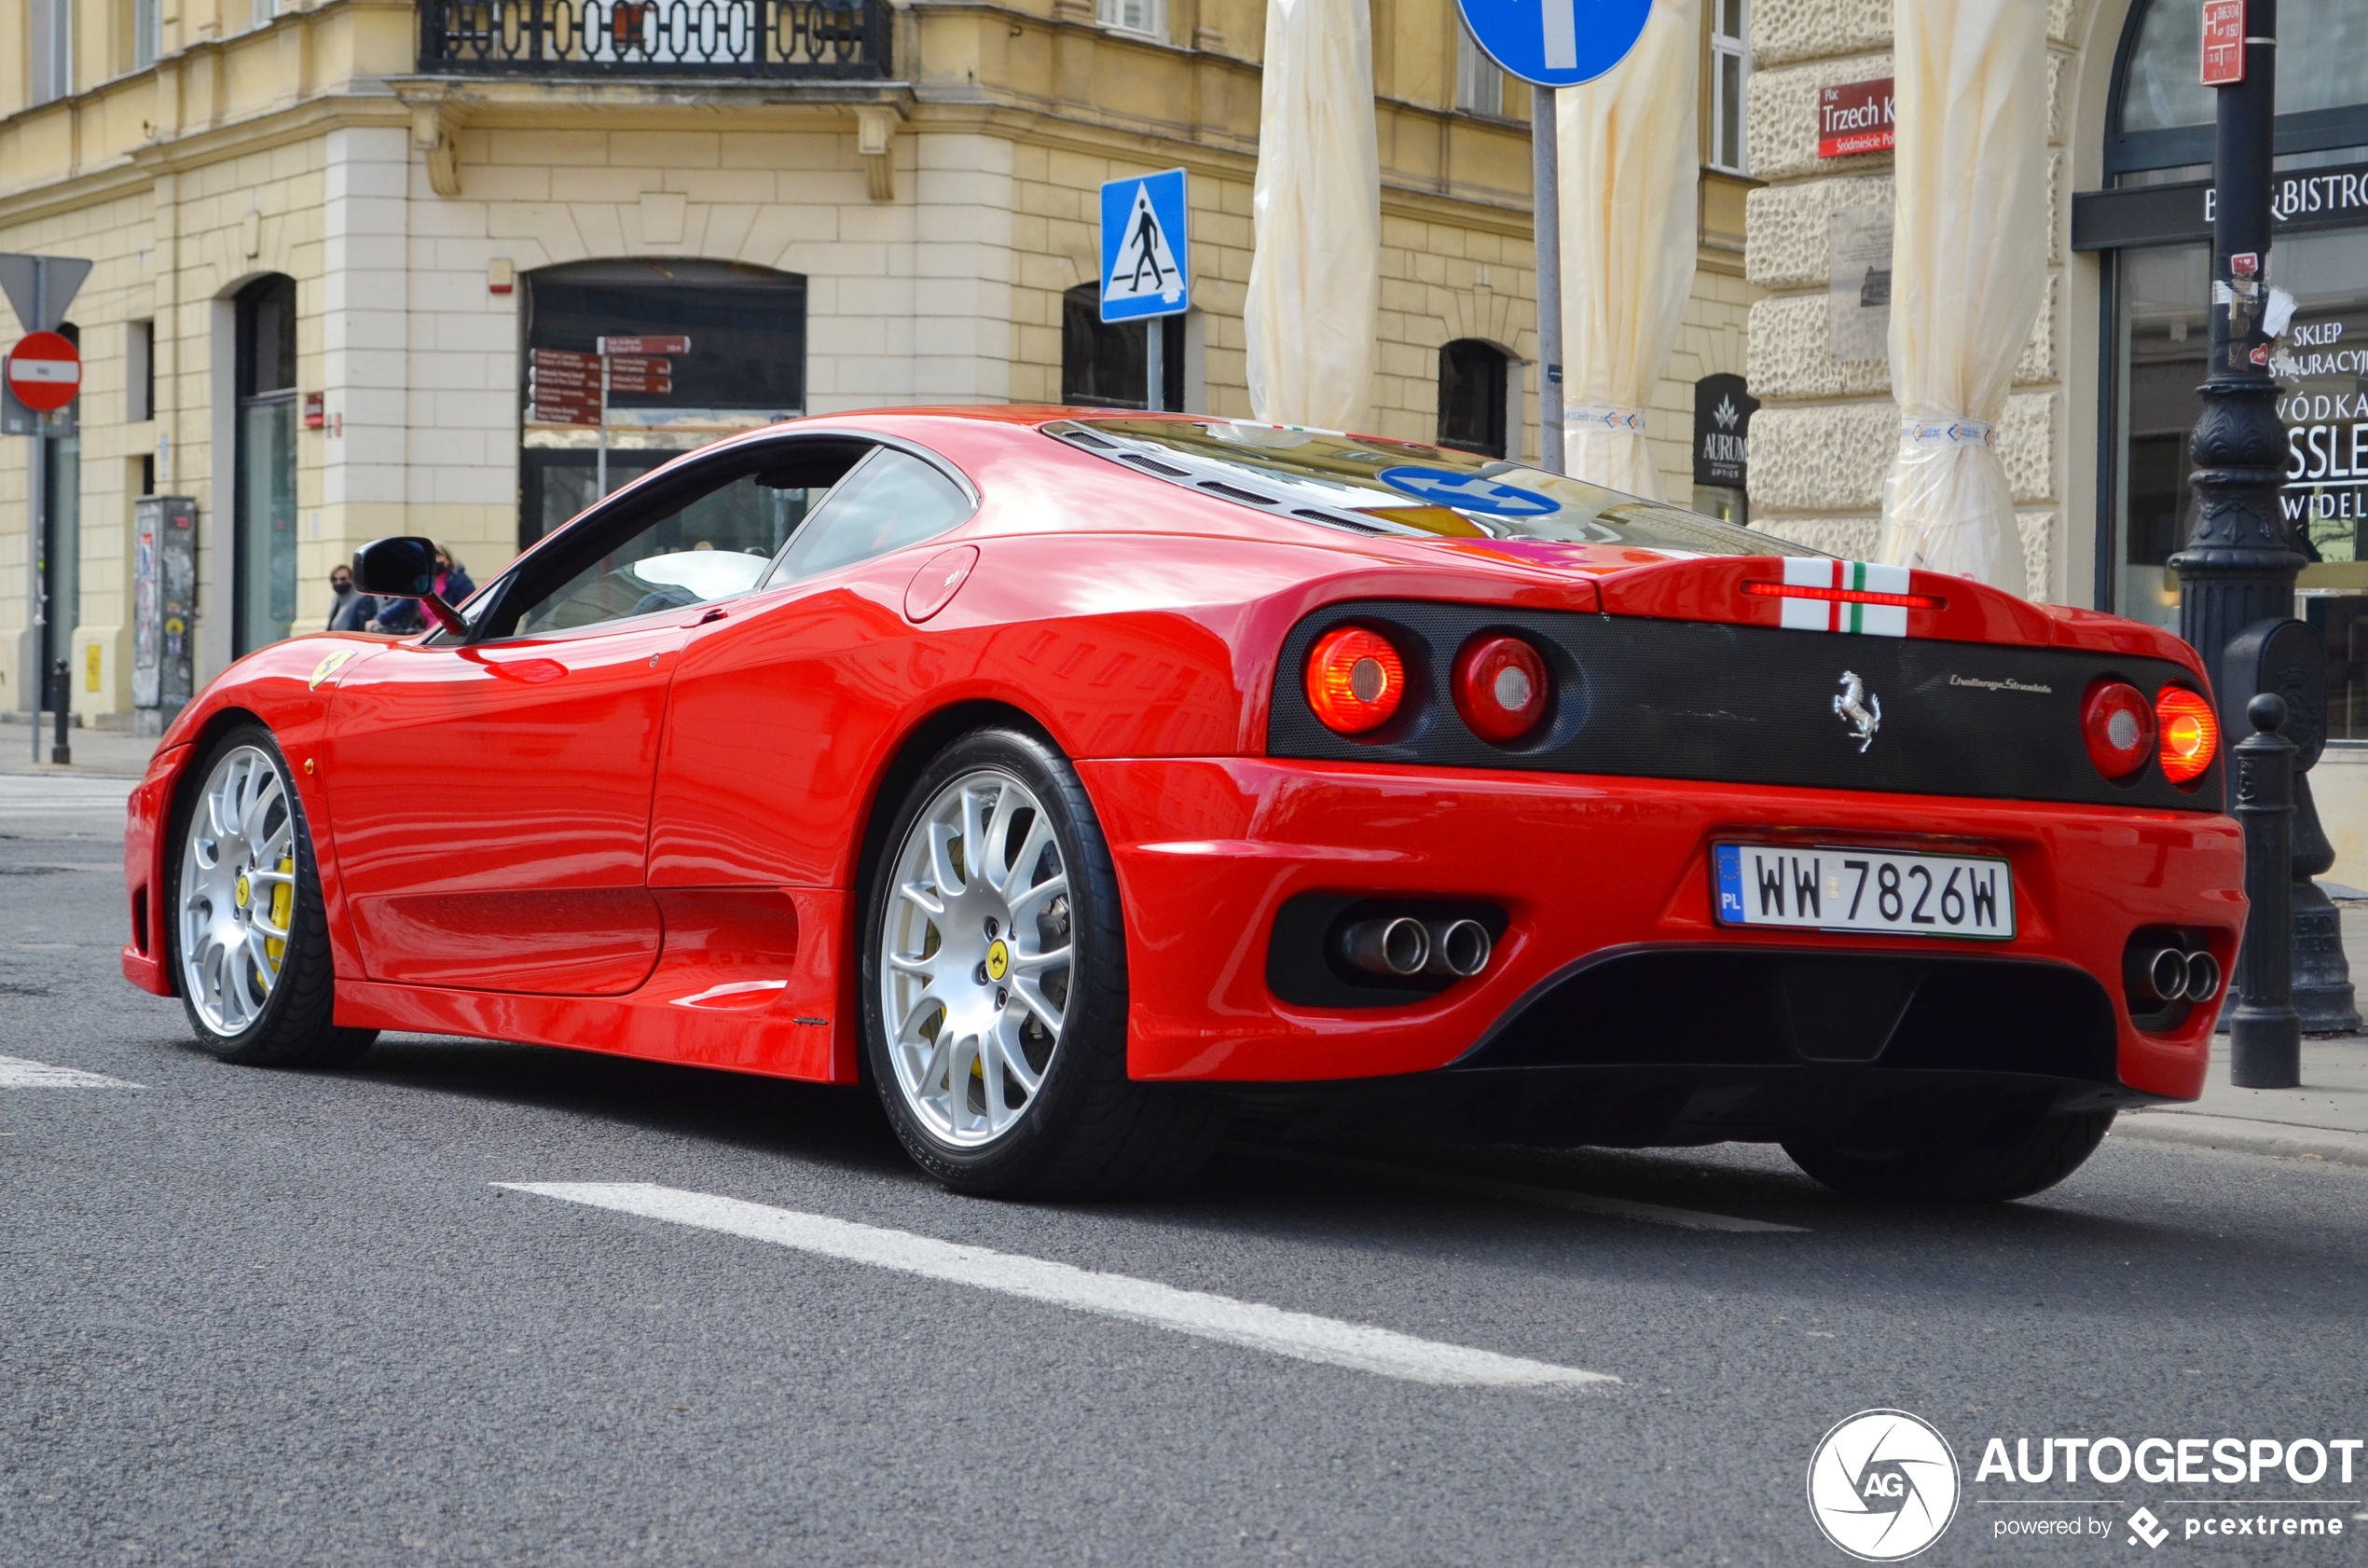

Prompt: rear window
[{"left": 1051, "top": 417, "right": 1822, "bottom": 558}]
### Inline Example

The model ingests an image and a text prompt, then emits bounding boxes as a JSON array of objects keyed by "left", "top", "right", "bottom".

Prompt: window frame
[
  {"left": 1453, "top": 17, "right": 1506, "bottom": 120},
  {"left": 1707, "top": 0, "right": 1749, "bottom": 175}
]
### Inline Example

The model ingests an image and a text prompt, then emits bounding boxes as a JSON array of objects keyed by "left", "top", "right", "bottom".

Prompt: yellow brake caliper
[{"left": 266, "top": 858, "right": 294, "bottom": 966}]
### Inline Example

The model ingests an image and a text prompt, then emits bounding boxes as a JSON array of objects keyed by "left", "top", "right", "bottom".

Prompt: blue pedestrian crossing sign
[
  {"left": 1100, "top": 170, "right": 1191, "bottom": 323},
  {"left": 1456, "top": 0, "right": 1652, "bottom": 87}
]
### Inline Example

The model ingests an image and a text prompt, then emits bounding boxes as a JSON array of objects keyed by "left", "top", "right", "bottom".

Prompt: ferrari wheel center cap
[
  {"left": 234, "top": 873, "right": 251, "bottom": 910},
  {"left": 984, "top": 940, "right": 1011, "bottom": 983}
]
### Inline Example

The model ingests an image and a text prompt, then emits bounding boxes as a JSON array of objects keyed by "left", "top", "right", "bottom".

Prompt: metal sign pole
[
  {"left": 597, "top": 351, "right": 610, "bottom": 499},
  {"left": 1145, "top": 323, "right": 1163, "bottom": 415},
  {"left": 28, "top": 257, "right": 47, "bottom": 762},
  {"left": 1533, "top": 85, "right": 1563, "bottom": 474}
]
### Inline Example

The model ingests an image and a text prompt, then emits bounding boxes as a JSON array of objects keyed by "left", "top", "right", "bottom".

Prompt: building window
[
  {"left": 1455, "top": 19, "right": 1505, "bottom": 119},
  {"left": 1096, "top": 0, "right": 1163, "bottom": 41},
  {"left": 1060, "top": 284, "right": 1184, "bottom": 411},
  {"left": 128, "top": 320, "right": 155, "bottom": 421},
  {"left": 519, "top": 259, "right": 807, "bottom": 549},
  {"left": 1708, "top": 0, "right": 1749, "bottom": 173},
  {"left": 1437, "top": 339, "right": 1509, "bottom": 458},
  {"left": 234, "top": 276, "right": 299, "bottom": 655},
  {"left": 134, "top": 0, "right": 161, "bottom": 68},
  {"left": 31, "top": 0, "right": 73, "bottom": 103}
]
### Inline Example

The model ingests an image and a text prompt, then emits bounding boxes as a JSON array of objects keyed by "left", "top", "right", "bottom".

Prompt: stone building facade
[{"left": 1, "top": 0, "right": 1756, "bottom": 727}]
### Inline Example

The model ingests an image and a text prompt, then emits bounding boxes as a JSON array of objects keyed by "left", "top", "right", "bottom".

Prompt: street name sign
[
  {"left": 1099, "top": 171, "right": 1191, "bottom": 323},
  {"left": 597, "top": 335, "right": 691, "bottom": 356},
  {"left": 1455, "top": 0, "right": 1651, "bottom": 87}
]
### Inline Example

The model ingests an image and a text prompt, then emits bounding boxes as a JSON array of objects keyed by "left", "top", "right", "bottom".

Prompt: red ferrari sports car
[{"left": 121, "top": 407, "right": 2242, "bottom": 1201}]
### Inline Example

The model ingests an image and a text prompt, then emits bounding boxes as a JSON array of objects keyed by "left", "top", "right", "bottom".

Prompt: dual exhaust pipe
[
  {"left": 2129, "top": 944, "right": 2222, "bottom": 1008},
  {"left": 1339, "top": 915, "right": 1494, "bottom": 982}
]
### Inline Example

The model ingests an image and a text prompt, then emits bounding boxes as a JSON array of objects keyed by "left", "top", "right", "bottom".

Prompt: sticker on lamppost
[
  {"left": 1454, "top": 0, "right": 1652, "bottom": 86},
  {"left": 1099, "top": 171, "right": 1190, "bottom": 324}
]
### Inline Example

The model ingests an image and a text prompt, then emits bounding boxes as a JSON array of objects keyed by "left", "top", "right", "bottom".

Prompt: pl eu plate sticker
[
  {"left": 1714, "top": 845, "right": 1746, "bottom": 923},
  {"left": 1376, "top": 466, "right": 1557, "bottom": 517}
]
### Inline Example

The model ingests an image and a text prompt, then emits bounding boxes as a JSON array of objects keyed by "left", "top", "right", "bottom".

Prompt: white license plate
[{"left": 1712, "top": 844, "right": 2015, "bottom": 940}]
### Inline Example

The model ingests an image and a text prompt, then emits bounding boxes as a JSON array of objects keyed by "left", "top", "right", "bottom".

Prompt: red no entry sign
[{"left": 6, "top": 330, "right": 80, "bottom": 412}]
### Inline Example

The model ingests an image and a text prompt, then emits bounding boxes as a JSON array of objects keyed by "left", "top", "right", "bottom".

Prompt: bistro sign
[{"left": 2072, "top": 159, "right": 2368, "bottom": 250}]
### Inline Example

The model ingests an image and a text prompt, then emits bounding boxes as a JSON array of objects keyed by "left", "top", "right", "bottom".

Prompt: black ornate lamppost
[{"left": 2168, "top": 0, "right": 2359, "bottom": 1084}]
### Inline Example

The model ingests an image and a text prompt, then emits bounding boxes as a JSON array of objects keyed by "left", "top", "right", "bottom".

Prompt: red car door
[
  {"left": 324, "top": 620, "right": 690, "bottom": 994},
  {"left": 324, "top": 449, "right": 810, "bottom": 994}
]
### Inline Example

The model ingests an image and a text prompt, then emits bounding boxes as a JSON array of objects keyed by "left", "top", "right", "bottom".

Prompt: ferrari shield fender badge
[
  {"left": 308, "top": 649, "right": 356, "bottom": 690},
  {"left": 1833, "top": 670, "right": 1880, "bottom": 752}
]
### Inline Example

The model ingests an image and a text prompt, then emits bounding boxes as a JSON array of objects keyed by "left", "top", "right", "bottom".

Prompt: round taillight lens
[
  {"left": 2082, "top": 680, "right": 2156, "bottom": 779},
  {"left": 2155, "top": 685, "right": 2220, "bottom": 785},
  {"left": 1452, "top": 634, "right": 1549, "bottom": 742},
  {"left": 1305, "top": 626, "right": 1407, "bottom": 736}
]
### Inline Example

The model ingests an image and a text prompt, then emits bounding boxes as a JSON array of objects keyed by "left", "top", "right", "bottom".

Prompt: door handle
[{"left": 684, "top": 606, "right": 729, "bottom": 627}]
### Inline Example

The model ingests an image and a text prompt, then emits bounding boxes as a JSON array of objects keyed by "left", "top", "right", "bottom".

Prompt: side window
[
  {"left": 767, "top": 447, "right": 975, "bottom": 585},
  {"left": 506, "top": 445, "right": 863, "bottom": 636}
]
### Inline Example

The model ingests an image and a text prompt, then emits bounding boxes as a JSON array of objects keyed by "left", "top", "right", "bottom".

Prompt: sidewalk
[
  {"left": 2118, "top": 903, "right": 2368, "bottom": 1167},
  {"left": 0, "top": 714, "right": 162, "bottom": 777}
]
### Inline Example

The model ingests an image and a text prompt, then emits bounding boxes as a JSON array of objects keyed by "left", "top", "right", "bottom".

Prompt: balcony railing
[{"left": 419, "top": 0, "right": 888, "bottom": 77}]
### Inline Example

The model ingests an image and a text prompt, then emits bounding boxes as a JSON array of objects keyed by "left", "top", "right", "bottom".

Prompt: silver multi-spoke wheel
[
  {"left": 178, "top": 744, "right": 298, "bottom": 1037},
  {"left": 880, "top": 767, "right": 1073, "bottom": 1148}
]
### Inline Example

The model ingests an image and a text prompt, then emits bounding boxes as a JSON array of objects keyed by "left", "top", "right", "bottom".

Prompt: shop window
[
  {"left": 1708, "top": 0, "right": 1748, "bottom": 174},
  {"left": 234, "top": 276, "right": 299, "bottom": 654},
  {"left": 2096, "top": 0, "right": 2368, "bottom": 735},
  {"left": 519, "top": 259, "right": 807, "bottom": 549},
  {"left": 1438, "top": 339, "right": 1509, "bottom": 459},
  {"left": 1455, "top": 18, "right": 1505, "bottom": 119},
  {"left": 1060, "top": 283, "right": 1184, "bottom": 411}
]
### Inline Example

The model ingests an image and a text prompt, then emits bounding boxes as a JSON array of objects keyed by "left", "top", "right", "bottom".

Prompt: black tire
[
  {"left": 166, "top": 723, "right": 377, "bottom": 1069},
  {"left": 1783, "top": 1110, "right": 2114, "bottom": 1204},
  {"left": 860, "top": 726, "right": 1225, "bottom": 1198}
]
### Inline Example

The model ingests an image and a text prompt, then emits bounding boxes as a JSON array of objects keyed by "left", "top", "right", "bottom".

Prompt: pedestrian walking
[{"left": 326, "top": 565, "right": 376, "bottom": 632}]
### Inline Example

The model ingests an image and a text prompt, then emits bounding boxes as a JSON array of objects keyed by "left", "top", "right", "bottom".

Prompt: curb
[{"left": 2115, "top": 1111, "right": 2368, "bottom": 1169}]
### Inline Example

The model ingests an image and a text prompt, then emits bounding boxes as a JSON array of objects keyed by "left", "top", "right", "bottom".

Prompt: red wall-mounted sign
[
  {"left": 1818, "top": 78, "right": 1895, "bottom": 159},
  {"left": 2200, "top": 0, "right": 2245, "bottom": 86}
]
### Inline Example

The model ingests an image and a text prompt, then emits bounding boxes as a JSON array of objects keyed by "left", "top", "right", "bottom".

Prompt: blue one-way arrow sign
[{"left": 1457, "top": 0, "right": 1653, "bottom": 86}]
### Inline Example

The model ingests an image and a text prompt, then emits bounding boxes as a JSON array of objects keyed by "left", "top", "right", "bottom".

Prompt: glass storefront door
[
  {"left": 235, "top": 397, "right": 298, "bottom": 652},
  {"left": 41, "top": 433, "right": 79, "bottom": 678}
]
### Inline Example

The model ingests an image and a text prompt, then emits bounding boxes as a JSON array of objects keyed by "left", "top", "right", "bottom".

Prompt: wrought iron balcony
[{"left": 418, "top": 0, "right": 888, "bottom": 77}]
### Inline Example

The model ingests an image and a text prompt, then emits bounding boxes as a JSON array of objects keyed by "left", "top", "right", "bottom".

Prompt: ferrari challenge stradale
[{"left": 121, "top": 409, "right": 2243, "bottom": 1202}]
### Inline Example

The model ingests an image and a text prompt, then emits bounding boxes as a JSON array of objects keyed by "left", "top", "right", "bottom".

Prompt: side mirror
[{"left": 351, "top": 537, "right": 466, "bottom": 636}]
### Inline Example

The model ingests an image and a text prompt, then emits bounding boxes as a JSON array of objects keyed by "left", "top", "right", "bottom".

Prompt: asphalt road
[{"left": 6, "top": 776, "right": 2365, "bottom": 1567}]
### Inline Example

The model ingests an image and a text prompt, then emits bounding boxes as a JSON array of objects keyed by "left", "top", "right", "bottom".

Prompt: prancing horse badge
[{"left": 1833, "top": 670, "right": 1880, "bottom": 752}]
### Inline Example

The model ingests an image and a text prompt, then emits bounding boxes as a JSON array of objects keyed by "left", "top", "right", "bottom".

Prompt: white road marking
[
  {"left": 0, "top": 1054, "right": 142, "bottom": 1088},
  {"left": 1251, "top": 1147, "right": 1808, "bottom": 1234},
  {"left": 502, "top": 1181, "right": 1616, "bottom": 1390}
]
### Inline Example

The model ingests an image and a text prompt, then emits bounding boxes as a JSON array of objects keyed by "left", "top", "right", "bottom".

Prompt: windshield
[{"left": 1055, "top": 417, "right": 1823, "bottom": 558}]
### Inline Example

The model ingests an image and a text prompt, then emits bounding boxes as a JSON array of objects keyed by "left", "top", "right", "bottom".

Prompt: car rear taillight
[
  {"left": 2155, "top": 686, "right": 2219, "bottom": 785},
  {"left": 2081, "top": 680, "right": 2156, "bottom": 779},
  {"left": 1305, "top": 626, "right": 1407, "bottom": 735},
  {"left": 1452, "top": 634, "right": 1549, "bottom": 742}
]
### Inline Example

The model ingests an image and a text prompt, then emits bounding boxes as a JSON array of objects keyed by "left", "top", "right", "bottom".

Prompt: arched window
[
  {"left": 2107, "top": 0, "right": 2368, "bottom": 179},
  {"left": 1437, "top": 339, "right": 1509, "bottom": 458},
  {"left": 1060, "top": 282, "right": 1183, "bottom": 411},
  {"left": 234, "top": 275, "right": 299, "bottom": 654}
]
